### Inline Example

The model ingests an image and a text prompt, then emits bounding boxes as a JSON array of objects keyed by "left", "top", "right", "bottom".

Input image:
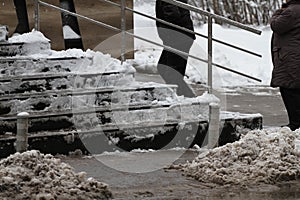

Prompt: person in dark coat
[
  {"left": 156, "top": 0, "right": 196, "bottom": 97},
  {"left": 270, "top": 0, "right": 300, "bottom": 130}
]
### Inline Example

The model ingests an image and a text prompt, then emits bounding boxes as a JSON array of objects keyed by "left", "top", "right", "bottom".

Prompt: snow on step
[
  {"left": 0, "top": 92, "right": 215, "bottom": 135},
  {"left": 0, "top": 31, "right": 219, "bottom": 153},
  {"left": 0, "top": 71, "right": 135, "bottom": 95},
  {"left": 0, "top": 57, "right": 91, "bottom": 76},
  {"left": 0, "top": 83, "right": 176, "bottom": 116},
  {"left": 0, "top": 31, "right": 51, "bottom": 56}
]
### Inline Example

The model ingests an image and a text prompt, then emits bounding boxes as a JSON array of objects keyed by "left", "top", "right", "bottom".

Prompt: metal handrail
[
  {"left": 161, "top": 0, "right": 262, "bottom": 92},
  {"left": 33, "top": 0, "right": 263, "bottom": 92},
  {"left": 100, "top": 0, "right": 261, "bottom": 58},
  {"left": 162, "top": 0, "right": 261, "bottom": 35}
]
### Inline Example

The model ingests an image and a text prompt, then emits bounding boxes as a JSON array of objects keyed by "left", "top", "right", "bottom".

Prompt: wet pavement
[
  {"left": 62, "top": 73, "right": 299, "bottom": 200},
  {"left": 62, "top": 150, "right": 300, "bottom": 200}
]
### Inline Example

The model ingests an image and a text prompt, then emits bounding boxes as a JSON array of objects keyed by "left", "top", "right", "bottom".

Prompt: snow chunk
[
  {"left": 8, "top": 30, "right": 50, "bottom": 43},
  {"left": 176, "top": 128, "right": 300, "bottom": 186},
  {"left": 0, "top": 150, "right": 112, "bottom": 199}
]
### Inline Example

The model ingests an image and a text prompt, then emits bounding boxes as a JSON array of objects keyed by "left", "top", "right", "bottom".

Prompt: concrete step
[
  {"left": 0, "top": 99, "right": 208, "bottom": 134},
  {"left": 0, "top": 56, "right": 92, "bottom": 76},
  {"left": 0, "top": 71, "right": 135, "bottom": 95},
  {"left": 0, "top": 41, "right": 51, "bottom": 56},
  {"left": 0, "top": 119, "right": 208, "bottom": 158},
  {"left": 0, "top": 84, "right": 177, "bottom": 115},
  {"left": 0, "top": 112, "right": 263, "bottom": 158}
]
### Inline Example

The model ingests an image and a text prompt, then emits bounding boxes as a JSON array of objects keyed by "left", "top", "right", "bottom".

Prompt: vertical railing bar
[
  {"left": 120, "top": 0, "right": 126, "bottom": 63},
  {"left": 34, "top": 0, "right": 40, "bottom": 31},
  {"left": 208, "top": 16, "right": 213, "bottom": 93},
  {"left": 15, "top": 112, "right": 29, "bottom": 153}
]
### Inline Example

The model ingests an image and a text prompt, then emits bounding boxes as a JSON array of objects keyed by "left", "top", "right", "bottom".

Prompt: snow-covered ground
[
  {"left": 133, "top": 0, "right": 273, "bottom": 88},
  {"left": 1, "top": 1, "right": 299, "bottom": 190}
]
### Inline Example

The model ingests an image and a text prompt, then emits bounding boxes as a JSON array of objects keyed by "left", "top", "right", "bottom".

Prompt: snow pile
[
  {"left": 46, "top": 49, "right": 136, "bottom": 74},
  {"left": 0, "top": 150, "right": 112, "bottom": 200},
  {"left": 8, "top": 31, "right": 50, "bottom": 43},
  {"left": 178, "top": 128, "right": 300, "bottom": 186},
  {"left": 6, "top": 31, "right": 135, "bottom": 75}
]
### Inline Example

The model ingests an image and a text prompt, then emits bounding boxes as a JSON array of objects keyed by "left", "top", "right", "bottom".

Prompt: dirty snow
[
  {"left": 0, "top": 150, "right": 112, "bottom": 199},
  {"left": 175, "top": 128, "right": 300, "bottom": 186}
]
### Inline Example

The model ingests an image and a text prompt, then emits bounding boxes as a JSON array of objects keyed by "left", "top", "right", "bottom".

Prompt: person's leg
[
  {"left": 157, "top": 49, "right": 195, "bottom": 97},
  {"left": 13, "top": 0, "right": 30, "bottom": 34},
  {"left": 157, "top": 35, "right": 195, "bottom": 97},
  {"left": 280, "top": 87, "right": 300, "bottom": 130}
]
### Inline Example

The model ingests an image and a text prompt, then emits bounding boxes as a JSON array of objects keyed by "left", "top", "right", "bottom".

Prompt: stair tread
[
  {"left": 0, "top": 71, "right": 132, "bottom": 82},
  {"left": 0, "top": 102, "right": 184, "bottom": 120},
  {"left": 0, "top": 83, "right": 177, "bottom": 100}
]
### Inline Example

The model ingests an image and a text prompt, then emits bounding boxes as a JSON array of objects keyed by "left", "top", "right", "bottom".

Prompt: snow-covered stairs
[
  {"left": 0, "top": 31, "right": 262, "bottom": 157},
  {"left": 0, "top": 31, "right": 216, "bottom": 156}
]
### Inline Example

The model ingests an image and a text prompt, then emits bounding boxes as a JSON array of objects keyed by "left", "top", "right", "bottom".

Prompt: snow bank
[
  {"left": 177, "top": 128, "right": 300, "bottom": 186},
  {"left": 0, "top": 150, "right": 112, "bottom": 199}
]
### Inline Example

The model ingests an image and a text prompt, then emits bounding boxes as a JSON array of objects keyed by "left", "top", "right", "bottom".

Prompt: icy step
[
  {"left": 0, "top": 101, "right": 208, "bottom": 134},
  {"left": 0, "top": 119, "right": 208, "bottom": 157},
  {"left": 0, "top": 85, "right": 177, "bottom": 115},
  {"left": 0, "top": 71, "right": 135, "bottom": 94},
  {"left": 0, "top": 41, "right": 51, "bottom": 57},
  {"left": 0, "top": 84, "right": 177, "bottom": 101},
  {"left": 0, "top": 112, "right": 263, "bottom": 157},
  {"left": 0, "top": 56, "right": 92, "bottom": 76}
]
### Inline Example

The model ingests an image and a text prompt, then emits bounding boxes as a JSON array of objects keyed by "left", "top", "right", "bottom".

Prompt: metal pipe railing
[
  {"left": 208, "top": 16, "right": 213, "bottom": 93},
  {"left": 100, "top": 0, "right": 262, "bottom": 58},
  {"left": 34, "top": 0, "right": 40, "bottom": 31},
  {"left": 161, "top": 0, "right": 262, "bottom": 92},
  {"left": 162, "top": 0, "right": 262, "bottom": 35},
  {"left": 120, "top": 0, "right": 127, "bottom": 63},
  {"left": 33, "top": 0, "right": 262, "bottom": 91}
]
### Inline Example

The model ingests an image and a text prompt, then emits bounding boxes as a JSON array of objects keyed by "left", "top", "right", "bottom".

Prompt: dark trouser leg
[
  {"left": 280, "top": 87, "right": 300, "bottom": 130},
  {"left": 157, "top": 37, "right": 195, "bottom": 97},
  {"left": 157, "top": 49, "right": 195, "bottom": 97},
  {"left": 13, "top": 0, "right": 30, "bottom": 34}
]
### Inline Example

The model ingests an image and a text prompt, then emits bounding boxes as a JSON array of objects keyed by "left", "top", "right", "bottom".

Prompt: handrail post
[
  {"left": 208, "top": 15, "right": 213, "bottom": 93},
  {"left": 208, "top": 103, "right": 220, "bottom": 149},
  {"left": 15, "top": 112, "right": 29, "bottom": 153},
  {"left": 34, "top": 0, "right": 40, "bottom": 31},
  {"left": 120, "top": 0, "right": 126, "bottom": 63}
]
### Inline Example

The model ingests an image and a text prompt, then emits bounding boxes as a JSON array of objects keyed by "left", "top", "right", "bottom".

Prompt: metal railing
[{"left": 33, "top": 0, "right": 262, "bottom": 93}]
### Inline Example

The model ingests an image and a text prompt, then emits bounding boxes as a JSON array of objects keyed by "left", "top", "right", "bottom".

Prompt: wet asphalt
[{"left": 62, "top": 73, "right": 299, "bottom": 200}]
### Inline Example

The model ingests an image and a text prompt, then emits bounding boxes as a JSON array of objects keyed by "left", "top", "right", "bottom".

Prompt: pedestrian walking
[
  {"left": 155, "top": 0, "right": 196, "bottom": 97},
  {"left": 270, "top": 0, "right": 300, "bottom": 131}
]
